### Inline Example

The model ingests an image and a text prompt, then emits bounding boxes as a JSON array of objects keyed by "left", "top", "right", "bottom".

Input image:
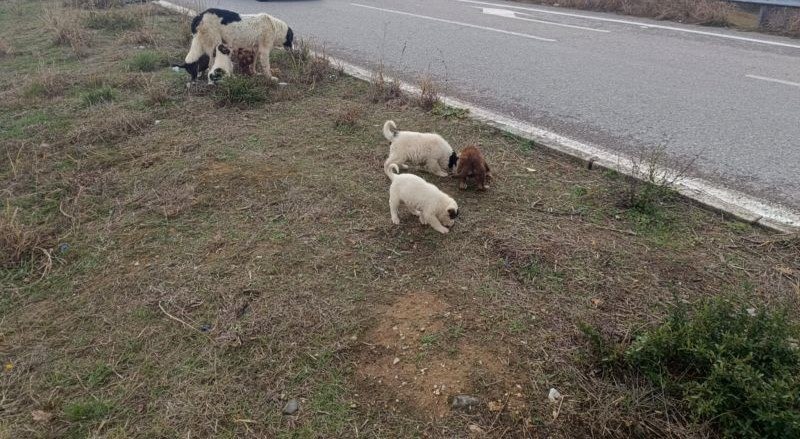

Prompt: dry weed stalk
[{"left": 416, "top": 74, "right": 440, "bottom": 111}]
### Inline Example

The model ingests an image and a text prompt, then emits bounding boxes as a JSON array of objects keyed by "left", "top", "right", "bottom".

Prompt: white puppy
[
  {"left": 383, "top": 120, "right": 457, "bottom": 178},
  {"left": 386, "top": 164, "right": 459, "bottom": 234}
]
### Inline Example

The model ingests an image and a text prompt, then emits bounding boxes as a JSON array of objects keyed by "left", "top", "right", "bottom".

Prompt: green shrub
[
  {"left": 626, "top": 298, "right": 800, "bottom": 437},
  {"left": 213, "top": 76, "right": 272, "bottom": 106},
  {"left": 128, "top": 51, "right": 165, "bottom": 72},
  {"left": 80, "top": 85, "right": 116, "bottom": 106}
]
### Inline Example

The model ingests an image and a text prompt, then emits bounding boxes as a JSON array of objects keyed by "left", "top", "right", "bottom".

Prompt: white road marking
[
  {"left": 350, "top": 3, "right": 556, "bottom": 42},
  {"left": 746, "top": 74, "right": 800, "bottom": 88},
  {"left": 459, "top": 0, "right": 800, "bottom": 49},
  {"left": 481, "top": 7, "right": 610, "bottom": 33}
]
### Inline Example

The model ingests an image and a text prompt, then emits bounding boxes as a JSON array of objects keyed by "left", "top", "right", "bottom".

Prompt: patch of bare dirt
[{"left": 356, "top": 292, "right": 529, "bottom": 420}]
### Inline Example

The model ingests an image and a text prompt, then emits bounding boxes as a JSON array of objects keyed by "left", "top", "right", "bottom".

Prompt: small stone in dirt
[
  {"left": 31, "top": 410, "right": 53, "bottom": 423},
  {"left": 392, "top": 357, "right": 400, "bottom": 365},
  {"left": 58, "top": 243, "right": 70, "bottom": 254},
  {"left": 548, "top": 388, "right": 561, "bottom": 403},
  {"left": 451, "top": 394, "right": 481, "bottom": 409},
  {"left": 746, "top": 307, "right": 757, "bottom": 317},
  {"left": 282, "top": 399, "right": 299, "bottom": 415},
  {"left": 468, "top": 424, "right": 486, "bottom": 434},
  {"left": 487, "top": 400, "right": 504, "bottom": 412},
  {"left": 349, "top": 335, "right": 357, "bottom": 341},
  {"left": 199, "top": 323, "right": 212, "bottom": 332}
]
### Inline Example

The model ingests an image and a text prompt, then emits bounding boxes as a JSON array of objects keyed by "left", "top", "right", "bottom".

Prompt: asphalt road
[{"left": 173, "top": 0, "right": 800, "bottom": 215}]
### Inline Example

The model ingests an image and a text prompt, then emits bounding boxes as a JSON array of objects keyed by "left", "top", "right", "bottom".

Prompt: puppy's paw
[
  {"left": 438, "top": 228, "right": 449, "bottom": 234},
  {"left": 391, "top": 217, "right": 401, "bottom": 225}
]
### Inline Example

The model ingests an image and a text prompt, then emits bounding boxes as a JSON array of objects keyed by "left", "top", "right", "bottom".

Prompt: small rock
[
  {"left": 548, "top": 388, "right": 561, "bottom": 403},
  {"left": 58, "top": 243, "right": 70, "bottom": 254},
  {"left": 392, "top": 357, "right": 400, "bottom": 365},
  {"left": 349, "top": 335, "right": 357, "bottom": 341},
  {"left": 468, "top": 424, "right": 485, "bottom": 434},
  {"left": 154, "top": 120, "right": 162, "bottom": 125},
  {"left": 746, "top": 308, "right": 757, "bottom": 317},
  {"left": 451, "top": 394, "right": 481, "bottom": 409},
  {"left": 487, "top": 400, "right": 504, "bottom": 412},
  {"left": 31, "top": 410, "right": 53, "bottom": 423},
  {"left": 199, "top": 323, "right": 212, "bottom": 332},
  {"left": 282, "top": 399, "right": 299, "bottom": 415}
]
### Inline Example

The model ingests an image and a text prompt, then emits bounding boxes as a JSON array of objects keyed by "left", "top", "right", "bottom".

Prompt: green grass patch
[
  {"left": 64, "top": 398, "right": 113, "bottom": 422},
  {"left": 213, "top": 76, "right": 272, "bottom": 106},
  {"left": 80, "top": 85, "right": 116, "bottom": 106},
  {"left": 127, "top": 50, "right": 166, "bottom": 72},
  {"left": 86, "top": 363, "right": 113, "bottom": 387},
  {"left": 431, "top": 101, "right": 469, "bottom": 119}
]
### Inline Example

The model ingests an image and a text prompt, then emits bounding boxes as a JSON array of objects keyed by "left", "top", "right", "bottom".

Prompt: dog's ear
[
  {"left": 448, "top": 208, "right": 459, "bottom": 219},
  {"left": 448, "top": 151, "right": 459, "bottom": 169}
]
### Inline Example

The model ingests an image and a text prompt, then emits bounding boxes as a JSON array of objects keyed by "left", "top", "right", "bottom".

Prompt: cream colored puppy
[
  {"left": 386, "top": 164, "right": 459, "bottom": 234},
  {"left": 383, "top": 120, "right": 457, "bottom": 177}
]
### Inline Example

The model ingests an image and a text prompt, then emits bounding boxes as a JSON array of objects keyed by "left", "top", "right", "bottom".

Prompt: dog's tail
[
  {"left": 385, "top": 163, "right": 400, "bottom": 180},
  {"left": 383, "top": 120, "right": 398, "bottom": 141}
]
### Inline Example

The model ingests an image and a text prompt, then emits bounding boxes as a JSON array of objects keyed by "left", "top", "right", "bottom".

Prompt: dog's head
[
  {"left": 209, "top": 44, "right": 233, "bottom": 83},
  {"left": 440, "top": 200, "right": 459, "bottom": 228},
  {"left": 448, "top": 151, "right": 459, "bottom": 171}
]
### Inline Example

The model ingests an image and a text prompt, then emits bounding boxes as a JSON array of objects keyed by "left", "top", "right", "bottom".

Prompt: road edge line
[{"left": 155, "top": 0, "right": 800, "bottom": 233}]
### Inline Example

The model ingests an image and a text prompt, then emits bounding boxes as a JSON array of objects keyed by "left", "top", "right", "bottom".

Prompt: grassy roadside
[
  {"left": 511, "top": 0, "right": 800, "bottom": 37},
  {"left": 1, "top": 1, "right": 799, "bottom": 437}
]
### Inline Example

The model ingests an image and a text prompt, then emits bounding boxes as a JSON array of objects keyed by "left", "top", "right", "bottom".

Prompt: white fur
[
  {"left": 383, "top": 120, "right": 454, "bottom": 177},
  {"left": 386, "top": 164, "right": 458, "bottom": 234},
  {"left": 208, "top": 45, "right": 234, "bottom": 84},
  {"left": 185, "top": 12, "right": 290, "bottom": 81}
]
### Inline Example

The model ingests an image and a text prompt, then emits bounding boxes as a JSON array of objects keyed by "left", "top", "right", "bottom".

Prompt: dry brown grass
[
  {"left": 516, "top": 0, "right": 734, "bottom": 25},
  {"left": 42, "top": 7, "right": 91, "bottom": 56},
  {"left": 0, "top": 38, "right": 11, "bottom": 57},
  {"left": 68, "top": 106, "right": 153, "bottom": 144},
  {"left": 62, "top": 0, "right": 123, "bottom": 9},
  {"left": 368, "top": 66, "right": 404, "bottom": 104},
  {"left": 333, "top": 105, "right": 364, "bottom": 130},
  {"left": 0, "top": 206, "right": 44, "bottom": 270},
  {"left": 143, "top": 77, "right": 173, "bottom": 106},
  {"left": 416, "top": 74, "right": 440, "bottom": 111},
  {"left": 272, "top": 42, "right": 340, "bottom": 86},
  {"left": 763, "top": 6, "right": 800, "bottom": 37},
  {"left": 120, "top": 27, "right": 158, "bottom": 46}
]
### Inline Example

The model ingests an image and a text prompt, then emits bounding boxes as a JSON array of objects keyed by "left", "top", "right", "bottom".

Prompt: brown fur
[
  {"left": 455, "top": 146, "right": 491, "bottom": 191},
  {"left": 232, "top": 47, "right": 256, "bottom": 76}
]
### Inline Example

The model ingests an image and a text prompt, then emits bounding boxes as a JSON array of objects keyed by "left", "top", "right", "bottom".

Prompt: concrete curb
[{"left": 156, "top": 0, "right": 800, "bottom": 234}]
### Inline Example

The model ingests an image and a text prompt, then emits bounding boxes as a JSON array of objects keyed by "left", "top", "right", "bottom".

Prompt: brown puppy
[
  {"left": 233, "top": 47, "right": 256, "bottom": 75},
  {"left": 454, "top": 146, "right": 491, "bottom": 190}
]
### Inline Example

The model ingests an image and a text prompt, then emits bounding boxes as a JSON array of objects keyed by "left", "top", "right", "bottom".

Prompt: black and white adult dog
[{"left": 183, "top": 8, "right": 293, "bottom": 82}]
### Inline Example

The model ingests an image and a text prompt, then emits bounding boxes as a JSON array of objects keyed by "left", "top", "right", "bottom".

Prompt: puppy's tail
[
  {"left": 383, "top": 120, "right": 398, "bottom": 141},
  {"left": 385, "top": 163, "right": 400, "bottom": 180}
]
